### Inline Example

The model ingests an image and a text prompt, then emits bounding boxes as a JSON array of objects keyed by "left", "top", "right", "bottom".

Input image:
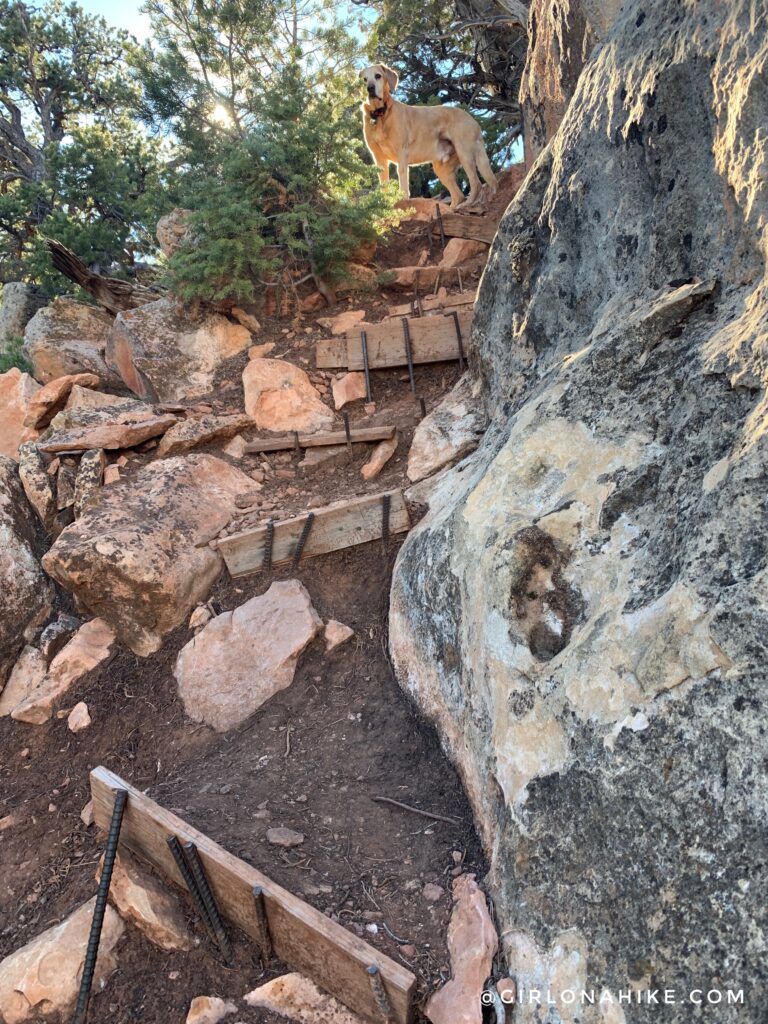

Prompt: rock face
[
  {"left": 390, "top": 0, "right": 768, "bottom": 1016},
  {"left": 243, "top": 358, "right": 334, "bottom": 434},
  {"left": 407, "top": 375, "right": 487, "bottom": 483},
  {"left": 0, "top": 897, "right": 123, "bottom": 1024},
  {"left": 0, "top": 369, "right": 40, "bottom": 460},
  {"left": 0, "top": 459, "right": 52, "bottom": 687},
  {"left": 23, "top": 297, "right": 117, "bottom": 384},
  {"left": 42, "top": 455, "right": 253, "bottom": 656},
  {"left": 175, "top": 580, "right": 322, "bottom": 731},
  {"left": 106, "top": 297, "right": 250, "bottom": 403},
  {"left": 0, "top": 283, "right": 46, "bottom": 346}
]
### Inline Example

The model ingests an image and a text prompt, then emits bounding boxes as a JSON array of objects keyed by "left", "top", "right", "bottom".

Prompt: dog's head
[{"left": 359, "top": 64, "right": 399, "bottom": 101}]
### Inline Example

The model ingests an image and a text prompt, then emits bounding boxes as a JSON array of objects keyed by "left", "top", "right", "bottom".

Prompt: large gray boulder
[
  {"left": 0, "top": 457, "right": 53, "bottom": 687},
  {"left": 390, "top": 0, "right": 767, "bottom": 1017},
  {"left": 0, "top": 283, "right": 46, "bottom": 348}
]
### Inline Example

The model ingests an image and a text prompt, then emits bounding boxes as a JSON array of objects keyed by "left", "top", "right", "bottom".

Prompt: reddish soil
[{"left": 0, "top": 191, "right": 524, "bottom": 1022}]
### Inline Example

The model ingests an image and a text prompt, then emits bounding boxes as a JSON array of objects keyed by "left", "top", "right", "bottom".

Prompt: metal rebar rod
[
  {"left": 252, "top": 886, "right": 273, "bottom": 959},
  {"left": 436, "top": 203, "right": 446, "bottom": 250},
  {"left": 71, "top": 788, "right": 128, "bottom": 1024},
  {"left": 449, "top": 310, "right": 466, "bottom": 370},
  {"left": 342, "top": 411, "right": 352, "bottom": 450},
  {"left": 360, "top": 330, "right": 372, "bottom": 402},
  {"left": 401, "top": 318, "right": 416, "bottom": 395},
  {"left": 367, "top": 965, "right": 395, "bottom": 1023},
  {"left": 426, "top": 218, "right": 435, "bottom": 262},
  {"left": 183, "top": 841, "right": 234, "bottom": 965},
  {"left": 291, "top": 512, "right": 315, "bottom": 570},
  {"left": 167, "top": 835, "right": 218, "bottom": 944},
  {"left": 263, "top": 519, "right": 275, "bottom": 571},
  {"left": 381, "top": 494, "right": 391, "bottom": 552},
  {"left": 293, "top": 431, "right": 301, "bottom": 454},
  {"left": 419, "top": 396, "right": 427, "bottom": 419}
]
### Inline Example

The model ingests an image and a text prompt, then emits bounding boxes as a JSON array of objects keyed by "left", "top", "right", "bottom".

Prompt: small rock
[
  {"left": 80, "top": 799, "right": 95, "bottom": 827},
  {"left": 73, "top": 448, "right": 106, "bottom": 516},
  {"left": 235, "top": 487, "right": 262, "bottom": 507},
  {"left": 324, "top": 620, "right": 354, "bottom": 652},
  {"left": 0, "top": 647, "right": 47, "bottom": 718},
  {"left": 0, "top": 814, "right": 15, "bottom": 832},
  {"left": 157, "top": 413, "right": 252, "bottom": 458},
  {"left": 364, "top": 402, "right": 376, "bottom": 416},
  {"left": 97, "top": 850, "right": 194, "bottom": 951},
  {"left": 399, "top": 944, "right": 417, "bottom": 958},
  {"left": 103, "top": 465, "right": 120, "bottom": 484},
  {"left": 23, "top": 373, "right": 101, "bottom": 430},
  {"left": 332, "top": 372, "right": 367, "bottom": 410},
  {"left": 361, "top": 433, "right": 398, "bottom": 481},
  {"left": 67, "top": 701, "right": 92, "bottom": 733},
  {"left": 231, "top": 306, "right": 261, "bottom": 333},
  {"left": 223, "top": 434, "right": 247, "bottom": 458},
  {"left": 244, "top": 972, "right": 364, "bottom": 1023},
  {"left": 266, "top": 827, "right": 305, "bottom": 848},
  {"left": 496, "top": 977, "right": 516, "bottom": 1004},
  {"left": 185, "top": 995, "right": 237, "bottom": 1024},
  {"left": 422, "top": 883, "right": 445, "bottom": 902},
  {"left": 317, "top": 309, "right": 367, "bottom": 335},
  {"left": 248, "top": 341, "right": 275, "bottom": 359},
  {"left": 189, "top": 605, "right": 213, "bottom": 630}
]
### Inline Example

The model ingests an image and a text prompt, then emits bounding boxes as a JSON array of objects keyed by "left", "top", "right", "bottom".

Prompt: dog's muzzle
[{"left": 367, "top": 86, "right": 377, "bottom": 97}]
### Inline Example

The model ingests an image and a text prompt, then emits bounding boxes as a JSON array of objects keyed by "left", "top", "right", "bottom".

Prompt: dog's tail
[{"left": 475, "top": 139, "right": 498, "bottom": 192}]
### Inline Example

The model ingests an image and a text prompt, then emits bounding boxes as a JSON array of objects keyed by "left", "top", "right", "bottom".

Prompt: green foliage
[
  {"left": 0, "top": 1, "right": 171, "bottom": 290},
  {"left": 0, "top": 335, "right": 32, "bottom": 374},
  {"left": 151, "top": 3, "right": 404, "bottom": 304}
]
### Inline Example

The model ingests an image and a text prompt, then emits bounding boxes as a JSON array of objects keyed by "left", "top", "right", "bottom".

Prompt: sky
[{"left": 77, "top": 0, "right": 152, "bottom": 41}]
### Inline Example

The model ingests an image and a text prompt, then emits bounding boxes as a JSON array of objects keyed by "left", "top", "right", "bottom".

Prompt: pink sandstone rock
[
  {"left": 23, "top": 373, "right": 101, "bottom": 429},
  {"left": 244, "top": 972, "right": 366, "bottom": 1023},
  {"left": 66, "top": 701, "right": 92, "bottom": 733},
  {"left": 0, "top": 369, "right": 40, "bottom": 460},
  {"left": 425, "top": 874, "right": 498, "bottom": 1024},
  {"left": 439, "top": 238, "right": 489, "bottom": 269},
  {"left": 325, "top": 619, "right": 354, "bottom": 652},
  {"left": 317, "top": 310, "right": 367, "bottom": 335},
  {"left": 361, "top": 434, "right": 398, "bottom": 481},
  {"left": 0, "top": 897, "right": 123, "bottom": 1024},
  {"left": 175, "top": 580, "right": 322, "bottom": 731},
  {"left": 243, "top": 358, "right": 334, "bottom": 434},
  {"left": 185, "top": 995, "right": 237, "bottom": 1024},
  {"left": 332, "top": 372, "right": 367, "bottom": 410}
]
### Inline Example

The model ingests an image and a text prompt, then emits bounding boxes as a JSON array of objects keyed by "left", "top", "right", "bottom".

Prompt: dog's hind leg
[
  {"left": 432, "top": 156, "right": 463, "bottom": 209},
  {"left": 475, "top": 140, "right": 498, "bottom": 195},
  {"left": 454, "top": 141, "right": 483, "bottom": 207}
]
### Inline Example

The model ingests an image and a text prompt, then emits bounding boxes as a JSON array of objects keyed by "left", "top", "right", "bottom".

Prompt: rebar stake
[
  {"left": 342, "top": 410, "right": 352, "bottom": 451},
  {"left": 436, "top": 203, "right": 446, "bottom": 250},
  {"left": 71, "top": 788, "right": 128, "bottom": 1024},
  {"left": 360, "top": 330, "right": 372, "bottom": 402},
  {"left": 252, "top": 886, "right": 273, "bottom": 959},
  {"left": 263, "top": 519, "right": 275, "bottom": 571},
  {"left": 293, "top": 431, "right": 301, "bottom": 454},
  {"left": 291, "top": 512, "right": 314, "bottom": 570},
  {"left": 449, "top": 310, "right": 466, "bottom": 371},
  {"left": 381, "top": 493, "right": 391, "bottom": 553},
  {"left": 419, "top": 396, "right": 427, "bottom": 419},
  {"left": 401, "top": 318, "right": 416, "bottom": 395},
  {"left": 367, "top": 965, "right": 395, "bottom": 1023},
  {"left": 167, "top": 835, "right": 218, "bottom": 944},
  {"left": 184, "top": 841, "right": 234, "bottom": 965}
]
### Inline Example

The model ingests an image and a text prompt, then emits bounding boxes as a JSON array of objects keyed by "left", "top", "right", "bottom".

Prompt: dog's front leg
[
  {"left": 397, "top": 157, "right": 410, "bottom": 198},
  {"left": 377, "top": 161, "right": 390, "bottom": 186}
]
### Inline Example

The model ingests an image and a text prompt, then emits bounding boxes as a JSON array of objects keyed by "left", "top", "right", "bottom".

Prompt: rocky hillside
[{"left": 391, "top": 0, "right": 767, "bottom": 1018}]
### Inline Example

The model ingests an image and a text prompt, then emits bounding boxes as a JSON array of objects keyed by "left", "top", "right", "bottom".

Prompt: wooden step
[
  {"left": 243, "top": 426, "right": 395, "bottom": 455},
  {"left": 216, "top": 490, "right": 410, "bottom": 577},
  {"left": 317, "top": 309, "right": 473, "bottom": 370},
  {"left": 432, "top": 211, "right": 498, "bottom": 244},
  {"left": 91, "top": 768, "right": 415, "bottom": 1024},
  {"left": 386, "top": 289, "right": 476, "bottom": 319}
]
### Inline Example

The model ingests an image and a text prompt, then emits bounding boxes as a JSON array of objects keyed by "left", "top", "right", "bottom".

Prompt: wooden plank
[
  {"left": 386, "top": 290, "right": 476, "bottom": 319},
  {"left": 217, "top": 489, "right": 410, "bottom": 578},
  {"left": 316, "top": 336, "right": 348, "bottom": 368},
  {"left": 243, "top": 426, "right": 395, "bottom": 455},
  {"left": 432, "top": 212, "right": 497, "bottom": 244},
  {"left": 91, "top": 768, "right": 415, "bottom": 1024},
  {"left": 343, "top": 309, "right": 473, "bottom": 370}
]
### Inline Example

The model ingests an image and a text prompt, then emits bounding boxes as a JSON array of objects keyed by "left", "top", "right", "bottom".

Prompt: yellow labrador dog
[{"left": 360, "top": 63, "right": 497, "bottom": 209}]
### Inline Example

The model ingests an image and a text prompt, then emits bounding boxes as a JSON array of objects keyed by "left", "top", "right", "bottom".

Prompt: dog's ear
[
  {"left": 358, "top": 67, "right": 367, "bottom": 80},
  {"left": 382, "top": 64, "right": 399, "bottom": 94}
]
